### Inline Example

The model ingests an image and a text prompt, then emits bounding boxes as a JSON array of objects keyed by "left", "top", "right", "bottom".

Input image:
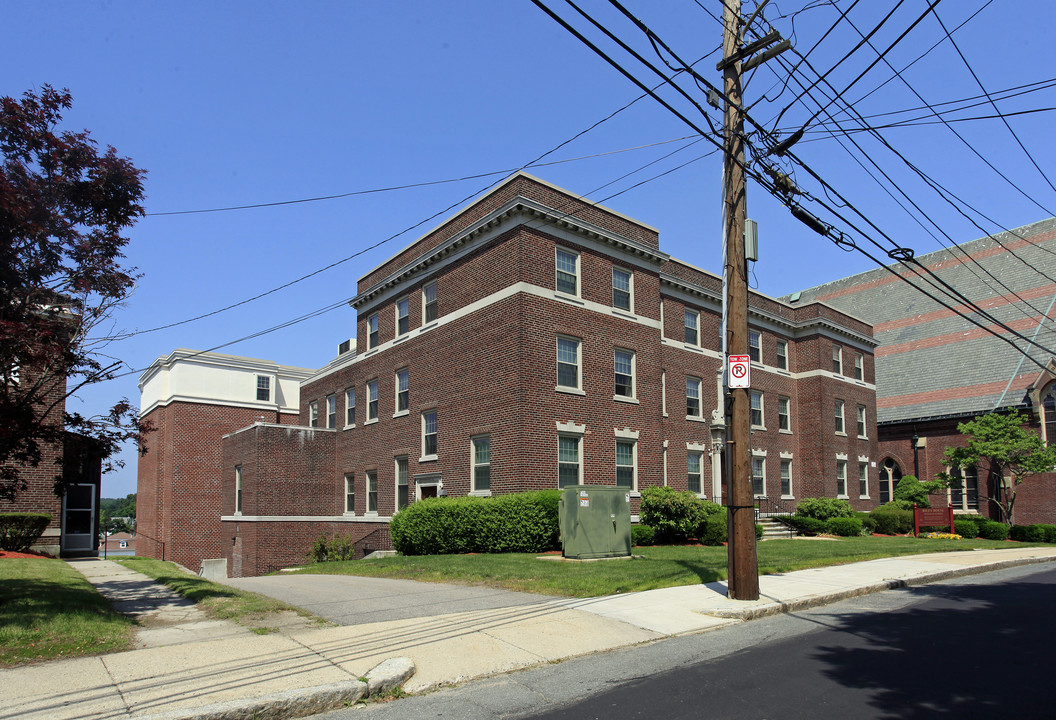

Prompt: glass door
[{"left": 61, "top": 483, "right": 96, "bottom": 553}]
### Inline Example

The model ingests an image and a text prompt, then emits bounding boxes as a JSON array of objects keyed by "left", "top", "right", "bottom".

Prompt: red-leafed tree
[{"left": 0, "top": 86, "right": 152, "bottom": 501}]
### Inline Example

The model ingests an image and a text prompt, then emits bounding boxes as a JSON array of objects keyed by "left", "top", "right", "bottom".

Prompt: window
[
  {"left": 684, "top": 309, "right": 699, "bottom": 345},
  {"left": 834, "top": 399, "right": 845, "bottom": 434},
  {"left": 366, "top": 470, "right": 377, "bottom": 513},
  {"left": 1044, "top": 387, "right": 1056, "bottom": 443},
  {"left": 235, "top": 465, "right": 243, "bottom": 514},
  {"left": 780, "top": 459, "right": 792, "bottom": 497},
  {"left": 614, "top": 349, "right": 635, "bottom": 399},
  {"left": 368, "top": 314, "right": 379, "bottom": 349},
  {"left": 396, "top": 457, "right": 409, "bottom": 510},
  {"left": 345, "top": 388, "right": 356, "bottom": 426},
  {"left": 857, "top": 404, "right": 867, "bottom": 438},
  {"left": 616, "top": 441, "right": 636, "bottom": 489},
  {"left": 472, "top": 436, "right": 491, "bottom": 492},
  {"left": 854, "top": 353, "right": 864, "bottom": 381},
  {"left": 558, "top": 436, "right": 581, "bottom": 488},
  {"left": 950, "top": 465, "right": 979, "bottom": 511},
  {"left": 422, "top": 411, "right": 438, "bottom": 458},
  {"left": 612, "top": 267, "right": 632, "bottom": 311},
  {"left": 776, "top": 340, "right": 788, "bottom": 371},
  {"left": 326, "top": 394, "right": 337, "bottom": 429},
  {"left": 344, "top": 473, "right": 354, "bottom": 513},
  {"left": 836, "top": 460, "right": 848, "bottom": 497},
  {"left": 396, "top": 369, "right": 409, "bottom": 413},
  {"left": 256, "top": 376, "right": 270, "bottom": 402},
  {"left": 688, "top": 452, "right": 703, "bottom": 494},
  {"left": 557, "top": 336, "right": 581, "bottom": 390},
  {"left": 686, "top": 376, "right": 702, "bottom": 418},
  {"left": 859, "top": 462, "right": 869, "bottom": 498},
  {"left": 556, "top": 247, "right": 579, "bottom": 295},
  {"left": 749, "top": 331, "right": 761, "bottom": 363},
  {"left": 752, "top": 456, "right": 765, "bottom": 497},
  {"left": 750, "top": 391, "right": 764, "bottom": 428},
  {"left": 832, "top": 345, "right": 843, "bottom": 374},
  {"left": 396, "top": 298, "right": 410, "bottom": 336},
  {"left": 367, "top": 380, "right": 378, "bottom": 421},
  {"left": 423, "top": 282, "right": 438, "bottom": 323},
  {"left": 309, "top": 400, "right": 319, "bottom": 428},
  {"left": 778, "top": 396, "right": 791, "bottom": 432}
]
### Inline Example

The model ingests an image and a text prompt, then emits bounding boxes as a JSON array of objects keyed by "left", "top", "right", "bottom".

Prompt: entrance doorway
[{"left": 61, "top": 483, "right": 96, "bottom": 554}]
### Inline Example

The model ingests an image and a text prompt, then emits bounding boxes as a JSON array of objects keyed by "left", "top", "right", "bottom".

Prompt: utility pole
[{"left": 721, "top": 0, "right": 759, "bottom": 601}]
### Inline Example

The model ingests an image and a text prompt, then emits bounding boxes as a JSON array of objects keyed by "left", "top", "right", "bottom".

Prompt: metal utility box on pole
[{"left": 721, "top": 0, "right": 760, "bottom": 600}]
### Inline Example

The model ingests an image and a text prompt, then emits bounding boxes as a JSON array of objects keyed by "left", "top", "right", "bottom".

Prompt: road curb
[{"left": 707, "top": 555, "right": 1056, "bottom": 620}]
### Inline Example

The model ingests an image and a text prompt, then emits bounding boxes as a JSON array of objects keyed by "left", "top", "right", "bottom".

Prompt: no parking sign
[{"left": 728, "top": 354, "right": 751, "bottom": 389}]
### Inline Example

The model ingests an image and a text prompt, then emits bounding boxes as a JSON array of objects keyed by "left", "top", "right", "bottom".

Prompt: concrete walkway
[{"left": 3, "top": 546, "right": 1055, "bottom": 720}]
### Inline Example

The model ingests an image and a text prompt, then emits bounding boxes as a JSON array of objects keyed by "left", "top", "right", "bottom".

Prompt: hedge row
[{"left": 0, "top": 513, "right": 51, "bottom": 552}]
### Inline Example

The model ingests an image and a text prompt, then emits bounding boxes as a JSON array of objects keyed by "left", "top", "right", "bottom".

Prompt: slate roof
[{"left": 787, "top": 217, "right": 1056, "bottom": 424}]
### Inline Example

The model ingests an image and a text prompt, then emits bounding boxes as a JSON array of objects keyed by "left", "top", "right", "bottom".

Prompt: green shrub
[
  {"left": 640, "top": 486, "right": 709, "bottom": 543},
  {"left": 954, "top": 518, "right": 980, "bottom": 539},
  {"left": 1009, "top": 524, "right": 1046, "bottom": 543},
  {"left": 1036, "top": 524, "right": 1056, "bottom": 543},
  {"left": 306, "top": 534, "right": 357, "bottom": 562},
  {"left": 782, "top": 515, "right": 827, "bottom": 536},
  {"left": 631, "top": 525, "right": 655, "bottom": 547},
  {"left": 700, "top": 511, "right": 728, "bottom": 545},
  {"left": 0, "top": 513, "right": 52, "bottom": 552},
  {"left": 755, "top": 523, "right": 764, "bottom": 540},
  {"left": 389, "top": 490, "right": 561, "bottom": 555},
  {"left": 870, "top": 507, "right": 914, "bottom": 535},
  {"left": 860, "top": 514, "right": 877, "bottom": 534},
  {"left": 795, "top": 497, "right": 854, "bottom": 521},
  {"left": 826, "top": 517, "right": 863, "bottom": 537},
  {"left": 977, "top": 520, "right": 1010, "bottom": 541},
  {"left": 893, "top": 475, "right": 943, "bottom": 508}
]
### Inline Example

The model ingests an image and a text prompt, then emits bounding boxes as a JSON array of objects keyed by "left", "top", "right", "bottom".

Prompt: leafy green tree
[
  {"left": 889, "top": 475, "right": 944, "bottom": 509},
  {"left": 940, "top": 411, "right": 1056, "bottom": 526}
]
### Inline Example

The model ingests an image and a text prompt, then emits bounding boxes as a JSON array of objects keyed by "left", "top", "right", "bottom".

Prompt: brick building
[
  {"left": 136, "top": 349, "right": 313, "bottom": 570},
  {"left": 212, "top": 173, "right": 879, "bottom": 576},
  {"left": 791, "top": 217, "right": 1056, "bottom": 524}
]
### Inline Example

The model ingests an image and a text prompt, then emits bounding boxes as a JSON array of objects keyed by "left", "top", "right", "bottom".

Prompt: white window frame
[
  {"left": 858, "top": 461, "right": 869, "bottom": 499},
  {"left": 686, "top": 375, "right": 703, "bottom": 419},
  {"left": 778, "top": 395, "right": 791, "bottom": 432},
  {"left": 256, "top": 375, "right": 270, "bottom": 402},
  {"left": 556, "top": 335, "right": 582, "bottom": 392},
  {"left": 687, "top": 451, "right": 704, "bottom": 496},
  {"left": 558, "top": 434, "right": 582, "bottom": 488},
  {"left": 368, "top": 314, "right": 379, "bottom": 349},
  {"left": 395, "top": 368, "right": 409, "bottom": 416},
  {"left": 345, "top": 388, "right": 356, "bottom": 427},
  {"left": 421, "top": 410, "right": 438, "bottom": 461},
  {"left": 857, "top": 404, "right": 867, "bottom": 438},
  {"left": 749, "top": 330, "right": 761, "bottom": 363},
  {"left": 366, "top": 470, "right": 378, "bottom": 515},
  {"left": 343, "top": 472, "right": 354, "bottom": 514},
  {"left": 395, "top": 456, "right": 409, "bottom": 511},
  {"left": 750, "top": 391, "right": 765, "bottom": 429},
  {"left": 776, "top": 340, "right": 788, "bottom": 371},
  {"left": 309, "top": 400, "right": 319, "bottom": 428},
  {"left": 836, "top": 459, "right": 848, "bottom": 498},
  {"left": 366, "top": 380, "right": 379, "bottom": 422},
  {"left": 684, "top": 309, "right": 699, "bottom": 346},
  {"left": 615, "top": 440, "right": 637, "bottom": 491},
  {"left": 751, "top": 455, "right": 766, "bottom": 497},
  {"left": 471, "top": 435, "right": 491, "bottom": 494},
  {"left": 780, "top": 458, "right": 793, "bottom": 499},
  {"left": 947, "top": 464, "right": 980, "bottom": 511},
  {"left": 555, "top": 247, "right": 580, "bottom": 296},
  {"left": 834, "top": 399, "right": 845, "bottom": 435},
  {"left": 614, "top": 348, "right": 636, "bottom": 401},
  {"left": 423, "top": 282, "right": 438, "bottom": 323},
  {"left": 326, "top": 394, "right": 337, "bottom": 429},
  {"left": 396, "top": 297, "right": 410, "bottom": 336},
  {"left": 832, "top": 345, "right": 843, "bottom": 375},
  {"left": 854, "top": 352, "right": 864, "bottom": 381},
  {"left": 612, "top": 267, "right": 633, "bottom": 311},
  {"left": 234, "top": 465, "right": 243, "bottom": 515}
]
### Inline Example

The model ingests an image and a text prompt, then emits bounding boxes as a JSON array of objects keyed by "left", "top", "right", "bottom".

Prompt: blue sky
[{"left": 4, "top": 1, "right": 1054, "bottom": 497}]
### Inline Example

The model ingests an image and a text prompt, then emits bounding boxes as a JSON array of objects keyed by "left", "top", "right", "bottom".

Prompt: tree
[
  {"left": 0, "top": 86, "right": 151, "bottom": 501},
  {"left": 940, "top": 411, "right": 1056, "bottom": 526}
]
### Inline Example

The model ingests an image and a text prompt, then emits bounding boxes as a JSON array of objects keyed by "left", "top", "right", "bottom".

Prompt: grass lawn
[
  {"left": 116, "top": 557, "right": 326, "bottom": 630},
  {"left": 0, "top": 559, "right": 133, "bottom": 666},
  {"left": 293, "top": 536, "right": 1041, "bottom": 597}
]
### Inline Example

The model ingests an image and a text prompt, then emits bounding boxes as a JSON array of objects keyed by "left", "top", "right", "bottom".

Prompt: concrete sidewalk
[{"left": 3, "top": 546, "right": 1055, "bottom": 720}]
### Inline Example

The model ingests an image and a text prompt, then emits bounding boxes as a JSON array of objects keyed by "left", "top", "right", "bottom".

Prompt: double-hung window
[
  {"left": 854, "top": 353, "right": 864, "bottom": 381},
  {"left": 256, "top": 375, "right": 270, "bottom": 402},
  {"left": 396, "top": 457, "right": 409, "bottom": 510},
  {"left": 687, "top": 452, "right": 703, "bottom": 494},
  {"left": 686, "top": 376, "right": 702, "bottom": 418},
  {"left": 752, "top": 456, "right": 765, "bottom": 496},
  {"left": 344, "top": 473, "right": 354, "bottom": 513},
  {"left": 778, "top": 396, "right": 791, "bottom": 432},
  {"left": 857, "top": 404, "right": 867, "bottom": 438},
  {"left": 396, "top": 298, "right": 410, "bottom": 336},
  {"left": 614, "top": 349, "right": 635, "bottom": 399},
  {"left": 859, "top": 461, "right": 869, "bottom": 498},
  {"left": 472, "top": 436, "right": 491, "bottom": 492},
  {"left": 557, "top": 336, "right": 581, "bottom": 390},
  {"left": 309, "top": 400, "right": 319, "bottom": 427},
  {"left": 368, "top": 314, "right": 379, "bottom": 349},
  {"left": 367, "top": 380, "right": 378, "bottom": 421},
  {"left": 395, "top": 369, "right": 409, "bottom": 413},
  {"left": 684, "top": 309, "right": 699, "bottom": 345},
  {"left": 556, "top": 247, "right": 579, "bottom": 295},
  {"left": 835, "top": 400, "right": 845, "bottom": 434},
  {"left": 749, "top": 331, "right": 761, "bottom": 363},
  {"left": 366, "top": 470, "right": 378, "bottom": 513},
  {"left": 326, "top": 394, "right": 337, "bottom": 429},
  {"left": 750, "top": 391, "right": 764, "bottom": 428},
  {"left": 615, "top": 441, "right": 635, "bottom": 490},
  {"left": 234, "top": 465, "right": 243, "bottom": 514},
  {"left": 832, "top": 345, "right": 843, "bottom": 374},
  {"left": 780, "top": 459, "right": 792, "bottom": 497},
  {"left": 423, "top": 282, "right": 438, "bottom": 323},
  {"left": 345, "top": 388, "right": 356, "bottom": 426},
  {"left": 836, "top": 460, "right": 848, "bottom": 497},
  {"left": 776, "top": 340, "right": 788, "bottom": 370},
  {"left": 422, "top": 411, "right": 438, "bottom": 458},
  {"left": 558, "top": 436, "right": 581, "bottom": 488},
  {"left": 612, "top": 267, "right": 632, "bottom": 311}
]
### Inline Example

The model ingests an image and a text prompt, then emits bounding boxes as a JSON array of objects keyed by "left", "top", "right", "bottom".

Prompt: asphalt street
[{"left": 304, "top": 564, "right": 1056, "bottom": 720}]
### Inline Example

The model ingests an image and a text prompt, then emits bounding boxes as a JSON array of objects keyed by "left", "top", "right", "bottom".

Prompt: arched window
[{"left": 880, "top": 458, "right": 902, "bottom": 504}]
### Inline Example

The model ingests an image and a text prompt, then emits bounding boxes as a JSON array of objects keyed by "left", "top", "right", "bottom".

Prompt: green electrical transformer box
[{"left": 559, "top": 485, "right": 632, "bottom": 559}]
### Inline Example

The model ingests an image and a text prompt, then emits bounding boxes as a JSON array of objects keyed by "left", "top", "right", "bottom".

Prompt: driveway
[{"left": 226, "top": 573, "right": 560, "bottom": 626}]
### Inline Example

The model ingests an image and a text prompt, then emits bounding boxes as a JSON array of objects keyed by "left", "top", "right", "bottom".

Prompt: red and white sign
[{"left": 728, "top": 354, "right": 751, "bottom": 389}]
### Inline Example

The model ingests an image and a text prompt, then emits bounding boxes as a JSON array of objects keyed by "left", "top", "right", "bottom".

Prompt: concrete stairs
[{"left": 757, "top": 516, "right": 796, "bottom": 539}]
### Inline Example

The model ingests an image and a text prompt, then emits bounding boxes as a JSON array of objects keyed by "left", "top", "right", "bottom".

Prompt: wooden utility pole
[{"left": 721, "top": 0, "right": 760, "bottom": 601}]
